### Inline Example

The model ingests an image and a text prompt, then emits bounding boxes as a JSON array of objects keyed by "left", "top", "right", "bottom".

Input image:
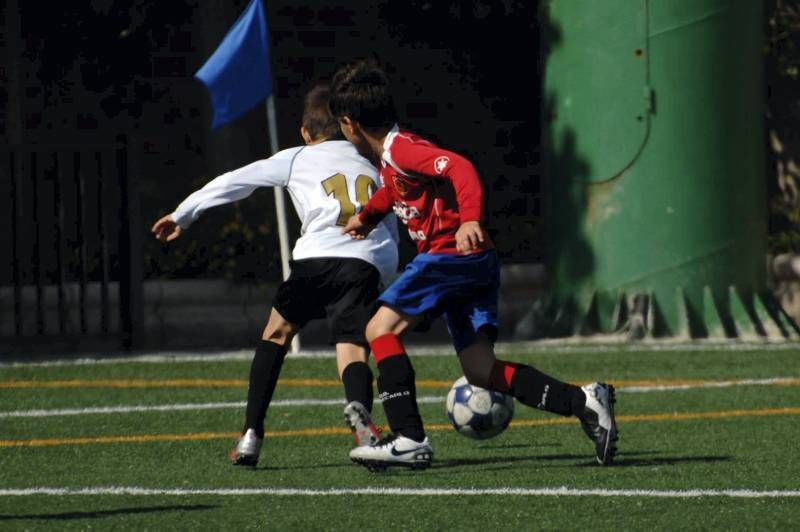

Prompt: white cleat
[
  {"left": 349, "top": 434, "right": 433, "bottom": 472},
  {"left": 343, "top": 401, "right": 381, "bottom": 447},
  {"left": 230, "top": 428, "right": 263, "bottom": 467},
  {"left": 578, "top": 382, "right": 618, "bottom": 465}
]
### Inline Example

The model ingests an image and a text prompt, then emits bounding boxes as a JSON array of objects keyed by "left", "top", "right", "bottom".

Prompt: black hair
[{"left": 328, "top": 59, "right": 397, "bottom": 131}]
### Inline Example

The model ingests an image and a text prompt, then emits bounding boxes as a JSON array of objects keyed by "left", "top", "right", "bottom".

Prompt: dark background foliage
[{"left": 1, "top": 0, "right": 796, "bottom": 285}]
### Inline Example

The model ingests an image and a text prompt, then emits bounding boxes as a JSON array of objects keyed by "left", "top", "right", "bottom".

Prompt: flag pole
[
  {"left": 195, "top": 0, "right": 299, "bottom": 352},
  {"left": 265, "top": 94, "right": 300, "bottom": 353}
]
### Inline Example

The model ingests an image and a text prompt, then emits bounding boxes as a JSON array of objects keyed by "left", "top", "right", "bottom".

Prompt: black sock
[
  {"left": 243, "top": 340, "right": 287, "bottom": 437},
  {"left": 341, "top": 361, "right": 374, "bottom": 412},
  {"left": 377, "top": 354, "right": 425, "bottom": 442},
  {"left": 510, "top": 365, "right": 585, "bottom": 417}
]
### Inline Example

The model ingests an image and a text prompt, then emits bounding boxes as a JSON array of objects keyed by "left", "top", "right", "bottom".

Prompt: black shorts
[{"left": 272, "top": 257, "right": 381, "bottom": 346}]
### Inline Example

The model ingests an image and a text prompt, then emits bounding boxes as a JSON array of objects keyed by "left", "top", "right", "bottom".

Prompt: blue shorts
[{"left": 378, "top": 250, "right": 500, "bottom": 353}]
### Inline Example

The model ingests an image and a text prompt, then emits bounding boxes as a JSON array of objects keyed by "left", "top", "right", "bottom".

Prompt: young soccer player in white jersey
[{"left": 151, "top": 85, "right": 398, "bottom": 466}]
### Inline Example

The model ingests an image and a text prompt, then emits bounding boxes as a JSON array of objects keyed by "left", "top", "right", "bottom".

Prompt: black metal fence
[{"left": 0, "top": 142, "right": 143, "bottom": 353}]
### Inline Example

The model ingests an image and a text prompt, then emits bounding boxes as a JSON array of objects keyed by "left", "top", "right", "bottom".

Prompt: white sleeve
[
  {"left": 171, "top": 147, "right": 303, "bottom": 229},
  {"left": 379, "top": 212, "right": 400, "bottom": 245}
]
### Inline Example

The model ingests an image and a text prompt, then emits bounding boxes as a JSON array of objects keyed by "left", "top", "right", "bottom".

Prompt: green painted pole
[{"left": 539, "top": 0, "right": 796, "bottom": 339}]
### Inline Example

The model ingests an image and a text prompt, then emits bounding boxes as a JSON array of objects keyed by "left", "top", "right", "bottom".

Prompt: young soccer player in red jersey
[{"left": 330, "top": 60, "right": 619, "bottom": 471}]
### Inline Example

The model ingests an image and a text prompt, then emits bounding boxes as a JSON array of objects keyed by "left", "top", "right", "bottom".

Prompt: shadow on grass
[
  {"left": 0, "top": 504, "right": 216, "bottom": 522},
  {"left": 429, "top": 450, "right": 732, "bottom": 472},
  {"left": 604, "top": 454, "right": 733, "bottom": 468},
  {"left": 528, "top": 450, "right": 733, "bottom": 468},
  {"left": 476, "top": 442, "right": 560, "bottom": 450},
  {"left": 238, "top": 451, "right": 732, "bottom": 475},
  {"left": 251, "top": 461, "right": 346, "bottom": 472}
]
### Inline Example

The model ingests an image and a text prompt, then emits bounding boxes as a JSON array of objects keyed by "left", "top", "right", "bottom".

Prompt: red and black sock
[
  {"left": 243, "top": 340, "right": 287, "bottom": 437},
  {"left": 371, "top": 333, "right": 425, "bottom": 442},
  {"left": 341, "top": 360, "right": 374, "bottom": 413},
  {"left": 491, "top": 360, "right": 585, "bottom": 417}
]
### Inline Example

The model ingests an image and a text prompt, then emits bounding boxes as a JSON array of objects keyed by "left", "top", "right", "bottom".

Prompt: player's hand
[
  {"left": 151, "top": 214, "right": 183, "bottom": 243},
  {"left": 342, "top": 215, "right": 372, "bottom": 240},
  {"left": 456, "top": 221, "right": 485, "bottom": 254}
]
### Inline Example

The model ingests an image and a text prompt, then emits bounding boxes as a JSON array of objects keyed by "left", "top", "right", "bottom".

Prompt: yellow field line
[
  {"left": 2, "top": 377, "right": 799, "bottom": 390},
  {"left": 0, "top": 378, "right": 321, "bottom": 389},
  {"left": 2, "top": 406, "right": 798, "bottom": 448},
  {"left": 507, "top": 406, "right": 800, "bottom": 428},
  {"left": 0, "top": 378, "right": 452, "bottom": 389}
]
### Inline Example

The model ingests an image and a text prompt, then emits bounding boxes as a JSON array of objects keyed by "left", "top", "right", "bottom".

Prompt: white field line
[
  {"left": 1, "top": 377, "right": 796, "bottom": 419},
  {"left": 0, "top": 396, "right": 445, "bottom": 419},
  {"left": 4, "top": 340, "right": 800, "bottom": 367},
  {"left": 620, "top": 376, "right": 798, "bottom": 392},
  {"left": 0, "top": 486, "right": 798, "bottom": 498}
]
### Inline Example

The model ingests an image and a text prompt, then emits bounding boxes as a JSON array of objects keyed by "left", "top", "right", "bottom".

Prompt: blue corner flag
[{"left": 195, "top": 0, "right": 272, "bottom": 129}]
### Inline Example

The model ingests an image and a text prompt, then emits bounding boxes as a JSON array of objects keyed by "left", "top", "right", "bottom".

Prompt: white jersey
[{"left": 172, "top": 140, "right": 398, "bottom": 284}]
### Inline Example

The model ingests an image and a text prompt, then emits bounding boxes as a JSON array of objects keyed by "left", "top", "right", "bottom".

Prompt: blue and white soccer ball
[{"left": 446, "top": 376, "right": 515, "bottom": 440}]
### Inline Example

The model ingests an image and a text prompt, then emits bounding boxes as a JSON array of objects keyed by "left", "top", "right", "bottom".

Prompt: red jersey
[{"left": 358, "top": 126, "right": 494, "bottom": 254}]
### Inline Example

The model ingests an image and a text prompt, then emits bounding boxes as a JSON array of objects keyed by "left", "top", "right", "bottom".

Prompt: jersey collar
[
  {"left": 381, "top": 124, "right": 402, "bottom": 171},
  {"left": 382, "top": 124, "right": 400, "bottom": 156}
]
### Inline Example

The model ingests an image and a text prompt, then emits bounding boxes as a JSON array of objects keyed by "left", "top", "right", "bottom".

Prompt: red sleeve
[
  {"left": 391, "top": 140, "right": 484, "bottom": 223},
  {"left": 358, "top": 185, "right": 394, "bottom": 226}
]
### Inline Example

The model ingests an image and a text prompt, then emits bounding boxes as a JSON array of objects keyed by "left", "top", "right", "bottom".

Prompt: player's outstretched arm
[
  {"left": 342, "top": 215, "right": 374, "bottom": 240},
  {"left": 170, "top": 149, "right": 298, "bottom": 230},
  {"left": 151, "top": 214, "right": 183, "bottom": 243}
]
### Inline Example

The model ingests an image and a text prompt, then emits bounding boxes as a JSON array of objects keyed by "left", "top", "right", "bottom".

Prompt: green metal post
[{"left": 539, "top": 0, "right": 797, "bottom": 339}]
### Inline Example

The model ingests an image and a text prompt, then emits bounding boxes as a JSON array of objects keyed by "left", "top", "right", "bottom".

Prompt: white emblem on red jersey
[
  {"left": 434, "top": 156, "right": 450, "bottom": 175},
  {"left": 392, "top": 202, "right": 421, "bottom": 224}
]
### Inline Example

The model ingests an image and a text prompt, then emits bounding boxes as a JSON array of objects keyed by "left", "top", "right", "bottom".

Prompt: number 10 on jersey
[{"left": 322, "top": 173, "right": 377, "bottom": 226}]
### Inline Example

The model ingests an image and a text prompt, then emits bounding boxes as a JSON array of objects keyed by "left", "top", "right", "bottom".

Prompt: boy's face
[{"left": 339, "top": 117, "right": 371, "bottom": 157}]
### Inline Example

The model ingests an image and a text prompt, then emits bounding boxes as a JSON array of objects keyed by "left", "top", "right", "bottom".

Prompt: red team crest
[{"left": 393, "top": 175, "right": 409, "bottom": 197}]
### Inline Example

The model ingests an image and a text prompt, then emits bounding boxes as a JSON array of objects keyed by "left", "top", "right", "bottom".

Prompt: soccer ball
[{"left": 446, "top": 376, "right": 515, "bottom": 440}]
